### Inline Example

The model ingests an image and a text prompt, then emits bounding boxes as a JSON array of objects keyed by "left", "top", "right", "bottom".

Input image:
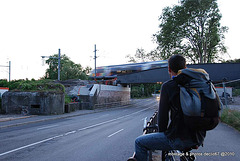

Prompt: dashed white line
[
  {"left": 108, "top": 129, "right": 124, "bottom": 138},
  {"left": 0, "top": 106, "right": 153, "bottom": 157},
  {"left": 0, "top": 134, "right": 64, "bottom": 157},
  {"left": 65, "top": 131, "right": 76, "bottom": 136},
  {"left": 37, "top": 125, "right": 59, "bottom": 130}
]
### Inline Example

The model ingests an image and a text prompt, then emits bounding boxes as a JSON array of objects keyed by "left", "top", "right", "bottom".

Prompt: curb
[{"left": 0, "top": 115, "right": 37, "bottom": 122}]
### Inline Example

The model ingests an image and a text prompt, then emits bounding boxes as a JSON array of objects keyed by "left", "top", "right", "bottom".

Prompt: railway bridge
[{"left": 117, "top": 63, "right": 240, "bottom": 85}]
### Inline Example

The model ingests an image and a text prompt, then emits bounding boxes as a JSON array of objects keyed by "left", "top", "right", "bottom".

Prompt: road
[
  {"left": 1, "top": 98, "right": 240, "bottom": 161},
  {"left": 0, "top": 98, "right": 158, "bottom": 161}
]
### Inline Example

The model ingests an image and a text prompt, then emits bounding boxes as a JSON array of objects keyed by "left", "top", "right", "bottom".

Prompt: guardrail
[
  {"left": 128, "top": 110, "right": 158, "bottom": 161},
  {"left": 128, "top": 111, "right": 196, "bottom": 161}
]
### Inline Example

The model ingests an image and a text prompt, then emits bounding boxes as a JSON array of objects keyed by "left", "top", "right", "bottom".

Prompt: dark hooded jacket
[{"left": 158, "top": 76, "right": 206, "bottom": 145}]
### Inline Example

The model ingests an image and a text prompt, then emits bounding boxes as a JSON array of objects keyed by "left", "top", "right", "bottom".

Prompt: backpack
[{"left": 173, "top": 68, "right": 222, "bottom": 131}]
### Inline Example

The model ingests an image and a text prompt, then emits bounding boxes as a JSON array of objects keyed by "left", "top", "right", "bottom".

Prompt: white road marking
[
  {"left": 64, "top": 131, "right": 76, "bottom": 136},
  {"left": 108, "top": 129, "right": 124, "bottom": 138},
  {"left": 0, "top": 134, "right": 64, "bottom": 157},
  {"left": 37, "top": 125, "right": 59, "bottom": 130},
  {"left": 77, "top": 106, "right": 152, "bottom": 132},
  {"left": 0, "top": 106, "right": 153, "bottom": 157}
]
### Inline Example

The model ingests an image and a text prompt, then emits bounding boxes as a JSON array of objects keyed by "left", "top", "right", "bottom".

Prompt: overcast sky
[{"left": 0, "top": 0, "right": 239, "bottom": 80}]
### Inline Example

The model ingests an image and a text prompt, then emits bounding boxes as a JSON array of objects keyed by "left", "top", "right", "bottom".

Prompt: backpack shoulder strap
[{"left": 173, "top": 73, "right": 192, "bottom": 87}]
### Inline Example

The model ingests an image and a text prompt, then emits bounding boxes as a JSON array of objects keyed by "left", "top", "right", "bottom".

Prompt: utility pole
[
  {"left": 41, "top": 49, "right": 61, "bottom": 81},
  {"left": 9, "top": 61, "right": 11, "bottom": 81},
  {"left": 94, "top": 44, "right": 97, "bottom": 80},
  {"left": 0, "top": 61, "right": 11, "bottom": 82},
  {"left": 58, "top": 49, "right": 61, "bottom": 81}
]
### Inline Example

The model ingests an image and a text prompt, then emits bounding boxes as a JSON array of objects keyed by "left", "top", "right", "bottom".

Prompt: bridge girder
[{"left": 117, "top": 63, "right": 240, "bottom": 84}]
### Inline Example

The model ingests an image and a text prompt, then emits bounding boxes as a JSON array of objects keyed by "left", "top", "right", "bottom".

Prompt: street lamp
[{"left": 41, "top": 49, "right": 61, "bottom": 81}]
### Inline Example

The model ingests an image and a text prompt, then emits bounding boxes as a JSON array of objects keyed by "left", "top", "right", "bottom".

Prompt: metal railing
[
  {"left": 214, "top": 79, "right": 240, "bottom": 110},
  {"left": 128, "top": 110, "right": 197, "bottom": 161},
  {"left": 143, "top": 111, "right": 158, "bottom": 134},
  {"left": 128, "top": 110, "right": 159, "bottom": 161}
]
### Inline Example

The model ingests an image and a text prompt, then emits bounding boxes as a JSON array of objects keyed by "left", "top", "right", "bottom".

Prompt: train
[{"left": 89, "top": 60, "right": 168, "bottom": 80}]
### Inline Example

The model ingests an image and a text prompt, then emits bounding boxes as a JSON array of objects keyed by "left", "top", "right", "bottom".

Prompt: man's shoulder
[
  {"left": 161, "top": 79, "right": 179, "bottom": 94},
  {"left": 162, "top": 79, "right": 177, "bottom": 87}
]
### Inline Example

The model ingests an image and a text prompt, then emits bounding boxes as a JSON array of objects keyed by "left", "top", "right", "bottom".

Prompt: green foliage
[
  {"left": 233, "top": 89, "right": 240, "bottom": 97},
  {"left": 224, "top": 81, "right": 240, "bottom": 96},
  {"left": 0, "top": 79, "right": 21, "bottom": 90},
  {"left": 126, "top": 48, "right": 152, "bottom": 63},
  {"left": 0, "top": 79, "right": 8, "bottom": 87},
  {"left": 222, "top": 59, "right": 240, "bottom": 63},
  {"left": 44, "top": 54, "right": 91, "bottom": 80},
  {"left": 126, "top": 48, "right": 165, "bottom": 63},
  {"left": 221, "top": 109, "right": 240, "bottom": 131},
  {"left": 153, "top": 0, "right": 228, "bottom": 63},
  {"left": 130, "top": 84, "right": 159, "bottom": 98},
  {"left": 131, "top": 86, "right": 143, "bottom": 98},
  {"left": 65, "top": 94, "right": 72, "bottom": 104},
  {"left": 19, "top": 82, "right": 32, "bottom": 90},
  {"left": 0, "top": 79, "right": 65, "bottom": 93}
]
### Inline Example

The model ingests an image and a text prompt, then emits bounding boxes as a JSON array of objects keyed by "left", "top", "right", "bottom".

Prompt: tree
[
  {"left": 222, "top": 58, "right": 240, "bottom": 63},
  {"left": 83, "top": 66, "right": 92, "bottom": 75},
  {"left": 126, "top": 48, "right": 165, "bottom": 63},
  {"left": 126, "top": 48, "right": 153, "bottom": 63},
  {"left": 44, "top": 54, "right": 90, "bottom": 80},
  {"left": 153, "top": 0, "right": 228, "bottom": 63}
]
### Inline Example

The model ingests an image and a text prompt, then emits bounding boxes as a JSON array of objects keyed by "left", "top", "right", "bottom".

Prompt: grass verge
[{"left": 220, "top": 109, "right": 240, "bottom": 132}]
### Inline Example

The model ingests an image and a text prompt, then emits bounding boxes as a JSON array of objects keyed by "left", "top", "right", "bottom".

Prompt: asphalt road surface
[
  {"left": 1, "top": 98, "right": 240, "bottom": 161},
  {"left": 0, "top": 98, "right": 158, "bottom": 161}
]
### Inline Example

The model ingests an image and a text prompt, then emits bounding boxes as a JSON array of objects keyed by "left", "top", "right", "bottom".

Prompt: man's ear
[{"left": 168, "top": 66, "right": 172, "bottom": 74}]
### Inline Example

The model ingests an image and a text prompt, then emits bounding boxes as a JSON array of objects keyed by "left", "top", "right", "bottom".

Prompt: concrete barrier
[
  {"left": 65, "top": 102, "right": 81, "bottom": 113},
  {"left": 2, "top": 91, "right": 64, "bottom": 115}
]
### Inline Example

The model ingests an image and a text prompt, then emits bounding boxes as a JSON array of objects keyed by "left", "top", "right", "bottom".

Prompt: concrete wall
[
  {"left": 98, "top": 91, "right": 130, "bottom": 103},
  {"left": 2, "top": 91, "right": 64, "bottom": 115},
  {"left": 65, "top": 102, "right": 81, "bottom": 113},
  {"left": 88, "top": 84, "right": 131, "bottom": 109}
]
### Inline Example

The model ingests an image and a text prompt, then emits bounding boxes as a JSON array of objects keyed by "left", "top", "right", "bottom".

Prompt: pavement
[{"left": 0, "top": 108, "right": 115, "bottom": 129}]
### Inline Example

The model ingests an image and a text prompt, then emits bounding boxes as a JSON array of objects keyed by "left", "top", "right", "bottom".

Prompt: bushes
[
  {"left": 0, "top": 79, "right": 8, "bottom": 87},
  {"left": 131, "top": 84, "right": 150, "bottom": 98},
  {"left": 130, "top": 84, "right": 162, "bottom": 98},
  {"left": 0, "top": 79, "right": 65, "bottom": 93},
  {"left": 65, "top": 94, "right": 72, "bottom": 104},
  {"left": 233, "top": 88, "right": 240, "bottom": 97}
]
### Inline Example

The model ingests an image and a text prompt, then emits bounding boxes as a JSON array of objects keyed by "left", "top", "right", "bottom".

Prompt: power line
[
  {"left": 41, "top": 49, "right": 61, "bottom": 81},
  {"left": 0, "top": 61, "right": 11, "bottom": 81}
]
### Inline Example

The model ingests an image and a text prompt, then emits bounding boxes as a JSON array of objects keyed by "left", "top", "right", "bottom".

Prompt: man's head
[{"left": 168, "top": 54, "right": 186, "bottom": 75}]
